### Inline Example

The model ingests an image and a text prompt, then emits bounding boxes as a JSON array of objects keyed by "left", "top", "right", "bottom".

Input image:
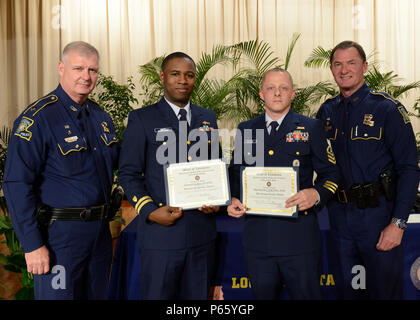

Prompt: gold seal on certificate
[
  {"left": 164, "top": 159, "right": 231, "bottom": 210},
  {"left": 241, "top": 166, "right": 299, "bottom": 218}
]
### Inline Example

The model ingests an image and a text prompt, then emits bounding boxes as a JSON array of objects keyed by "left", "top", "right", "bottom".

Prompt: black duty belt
[
  {"left": 337, "top": 182, "right": 383, "bottom": 208},
  {"left": 48, "top": 205, "right": 111, "bottom": 221}
]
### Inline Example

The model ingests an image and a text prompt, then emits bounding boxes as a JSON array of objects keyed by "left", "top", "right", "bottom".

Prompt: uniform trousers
[
  {"left": 244, "top": 248, "right": 322, "bottom": 300},
  {"left": 34, "top": 220, "right": 112, "bottom": 300},
  {"left": 328, "top": 200, "right": 403, "bottom": 299},
  {"left": 139, "top": 241, "right": 215, "bottom": 300}
]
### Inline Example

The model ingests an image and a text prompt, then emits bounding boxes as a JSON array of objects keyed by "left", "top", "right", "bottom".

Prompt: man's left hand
[{"left": 376, "top": 223, "right": 404, "bottom": 251}]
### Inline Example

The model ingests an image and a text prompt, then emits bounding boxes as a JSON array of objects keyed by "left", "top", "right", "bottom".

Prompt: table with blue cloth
[{"left": 108, "top": 209, "right": 420, "bottom": 300}]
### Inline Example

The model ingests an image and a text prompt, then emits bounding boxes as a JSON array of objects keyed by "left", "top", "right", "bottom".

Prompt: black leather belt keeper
[{"left": 48, "top": 205, "right": 110, "bottom": 221}]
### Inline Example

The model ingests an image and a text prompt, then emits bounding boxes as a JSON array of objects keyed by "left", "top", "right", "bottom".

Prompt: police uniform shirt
[
  {"left": 316, "top": 83, "right": 419, "bottom": 221},
  {"left": 2, "top": 84, "right": 119, "bottom": 252}
]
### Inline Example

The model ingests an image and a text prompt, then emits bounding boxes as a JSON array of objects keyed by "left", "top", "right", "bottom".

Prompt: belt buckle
[
  {"left": 80, "top": 208, "right": 92, "bottom": 221},
  {"left": 337, "top": 190, "right": 348, "bottom": 204}
]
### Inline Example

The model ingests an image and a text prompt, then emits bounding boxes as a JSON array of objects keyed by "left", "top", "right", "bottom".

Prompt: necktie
[
  {"left": 179, "top": 108, "right": 188, "bottom": 121},
  {"left": 340, "top": 98, "right": 353, "bottom": 188},
  {"left": 269, "top": 121, "right": 279, "bottom": 137},
  {"left": 178, "top": 108, "right": 189, "bottom": 131},
  {"left": 80, "top": 106, "right": 111, "bottom": 203}
]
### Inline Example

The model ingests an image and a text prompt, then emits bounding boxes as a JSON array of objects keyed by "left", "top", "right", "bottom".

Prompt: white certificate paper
[
  {"left": 241, "top": 166, "right": 299, "bottom": 218},
  {"left": 164, "top": 159, "right": 231, "bottom": 210}
]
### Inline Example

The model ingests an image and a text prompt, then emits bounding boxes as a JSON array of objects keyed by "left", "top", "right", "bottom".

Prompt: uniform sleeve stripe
[
  {"left": 323, "top": 181, "right": 338, "bottom": 193},
  {"left": 324, "top": 181, "right": 338, "bottom": 189},
  {"left": 137, "top": 199, "right": 154, "bottom": 214},
  {"left": 323, "top": 185, "right": 337, "bottom": 194},
  {"left": 135, "top": 196, "right": 152, "bottom": 212}
]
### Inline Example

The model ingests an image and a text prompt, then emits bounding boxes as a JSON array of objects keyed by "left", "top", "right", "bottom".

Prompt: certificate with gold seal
[
  {"left": 164, "top": 159, "right": 231, "bottom": 210},
  {"left": 241, "top": 166, "right": 299, "bottom": 218}
]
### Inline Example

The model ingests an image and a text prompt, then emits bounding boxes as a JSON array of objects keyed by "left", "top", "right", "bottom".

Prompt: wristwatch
[{"left": 391, "top": 217, "right": 408, "bottom": 230}]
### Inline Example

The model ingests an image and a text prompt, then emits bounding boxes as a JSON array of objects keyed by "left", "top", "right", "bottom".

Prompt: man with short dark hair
[
  {"left": 3, "top": 41, "right": 119, "bottom": 299},
  {"left": 118, "top": 52, "right": 222, "bottom": 299},
  {"left": 317, "top": 40, "right": 419, "bottom": 299}
]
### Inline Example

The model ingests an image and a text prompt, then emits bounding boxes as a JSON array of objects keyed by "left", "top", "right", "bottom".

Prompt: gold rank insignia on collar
[{"left": 363, "top": 114, "right": 374, "bottom": 126}]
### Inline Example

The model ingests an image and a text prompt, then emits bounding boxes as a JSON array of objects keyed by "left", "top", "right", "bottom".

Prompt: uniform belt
[
  {"left": 48, "top": 205, "right": 110, "bottom": 221},
  {"left": 337, "top": 183, "right": 383, "bottom": 204}
]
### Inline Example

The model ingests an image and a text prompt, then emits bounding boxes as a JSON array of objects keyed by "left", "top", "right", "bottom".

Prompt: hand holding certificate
[
  {"left": 241, "top": 166, "right": 299, "bottom": 218},
  {"left": 164, "top": 159, "right": 231, "bottom": 210}
]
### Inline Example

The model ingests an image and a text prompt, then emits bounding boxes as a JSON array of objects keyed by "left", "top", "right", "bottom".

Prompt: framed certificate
[
  {"left": 241, "top": 166, "right": 299, "bottom": 218},
  {"left": 164, "top": 159, "right": 231, "bottom": 210}
]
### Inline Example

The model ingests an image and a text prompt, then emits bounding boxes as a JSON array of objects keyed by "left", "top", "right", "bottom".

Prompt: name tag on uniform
[
  {"left": 154, "top": 127, "right": 172, "bottom": 133},
  {"left": 244, "top": 139, "right": 258, "bottom": 144},
  {"left": 64, "top": 136, "right": 78, "bottom": 143}
]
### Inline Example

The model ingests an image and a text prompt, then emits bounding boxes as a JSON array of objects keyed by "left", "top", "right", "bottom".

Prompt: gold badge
[
  {"left": 293, "top": 159, "right": 300, "bottom": 167},
  {"left": 268, "top": 150, "right": 274, "bottom": 156},
  {"left": 363, "top": 114, "right": 374, "bottom": 126},
  {"left": 101, "top": 122, "right": 110, "bottom": 133}
]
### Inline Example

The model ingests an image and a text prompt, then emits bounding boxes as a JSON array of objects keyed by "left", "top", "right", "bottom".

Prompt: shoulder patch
[
  {"left": 15, "top": 116, "right": 34, "bottom": 141},
  {"left": 397, "top": 105, "right": 411, "bottom": 124},
  {"left": 23, "top": 94, "right": 58, "bottom": 118}
]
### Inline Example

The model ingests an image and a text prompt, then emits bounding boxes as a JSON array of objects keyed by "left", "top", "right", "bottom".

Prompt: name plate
[
  {"left": 241, "top": 166, "right": 299, "bottom": 218},
  {"left": 164, "top": 159, "right": 231, "bottom": 210}
]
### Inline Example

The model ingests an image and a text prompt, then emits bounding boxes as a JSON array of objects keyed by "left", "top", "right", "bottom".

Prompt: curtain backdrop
[{"left": 1, "top": 0, "right": 419, "bottom": 133}]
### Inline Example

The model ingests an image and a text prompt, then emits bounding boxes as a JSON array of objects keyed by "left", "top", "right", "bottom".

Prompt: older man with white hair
[{"left": 3, "top": 41, "right": 120, "bottom": 299}]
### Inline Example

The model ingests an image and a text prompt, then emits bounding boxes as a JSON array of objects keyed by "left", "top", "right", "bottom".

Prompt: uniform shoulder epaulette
[
  {"left": 369, "top": 90, "right": 399, "bottom": 105},
  {"left": 370, "top": 90, "right": 411, "bottom": 124},
  {"left": 322, "top": 94, "right": 340, "bottom": 105},
  {"left": 23, "top": 94, "right": 58, "bottom": 118}
]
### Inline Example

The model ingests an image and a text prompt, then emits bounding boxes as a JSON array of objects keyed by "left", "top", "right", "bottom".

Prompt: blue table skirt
[{"left": 108, "top": 209, "right": 420, "bottom": 300}]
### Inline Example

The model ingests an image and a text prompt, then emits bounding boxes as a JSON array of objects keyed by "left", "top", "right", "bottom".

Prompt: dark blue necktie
[
  {"left": 80, "top": 105, "right": 111, "bottom": 204},
  {"left": 178, "top": 108, "right": 189, "bottom": 131},
  {"left": 269, "top": 121, "right": 279, "bottom": 136},
  {"left": 340, "top": 98, "right": 353, "bottom": 188}
]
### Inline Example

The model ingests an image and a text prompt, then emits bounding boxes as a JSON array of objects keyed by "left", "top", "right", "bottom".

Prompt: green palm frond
[
  {"left": 284, "top": 33, "right": 301, "bottom": 70},
  {"left": 192, "top": 45, "right": 234, "bottom": 101},
  {"left": 230, "top": 39, "right": 280, "bottom": 73},
  {"left": 386, "top": 82, "right": 420, "bottom": 99},
  {"left": 138, "top": 56, "right": 165, "bottom": 105},
  {"left": 292, "top": 81, "right": 338, "bottom": 116},
  {"left": 304, "top": 46, "right": 332, "bottom": 69},
  {"left": 364, "top": 66, "right": 398, "bottom": 91},
  {"left": 139, "top": 56, "right": 164, "bottom": 85},
  {"left": 365, "top": 66, "right": 420, "bottom": 98}
]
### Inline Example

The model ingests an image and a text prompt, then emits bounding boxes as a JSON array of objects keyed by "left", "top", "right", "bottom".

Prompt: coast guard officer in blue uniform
[
  {"left": 316, "top": 41, "right": 419, "bottom": 299},
  {"left": 2, "top": 41, "right": 119, "bottom": 299},
  {"left": 118, "top": 52, "right": 222, "bottom": 300},
  {"left": 227, "top": 68, "right": 340, "bottom": 299}
]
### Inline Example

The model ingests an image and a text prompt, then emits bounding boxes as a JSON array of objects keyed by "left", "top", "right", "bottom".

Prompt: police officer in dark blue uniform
[
  {"left": 2, "top": 41, "right": 119, "bottom": 299},
  {"left": 316, "top": 41, "right": 419, "bottom": 299},
  {"left": 228, "top": 68, "right": 340, "bottom": 299},
  {"left": 118, "top": 52, "right": 222, "bottom": 300}
]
